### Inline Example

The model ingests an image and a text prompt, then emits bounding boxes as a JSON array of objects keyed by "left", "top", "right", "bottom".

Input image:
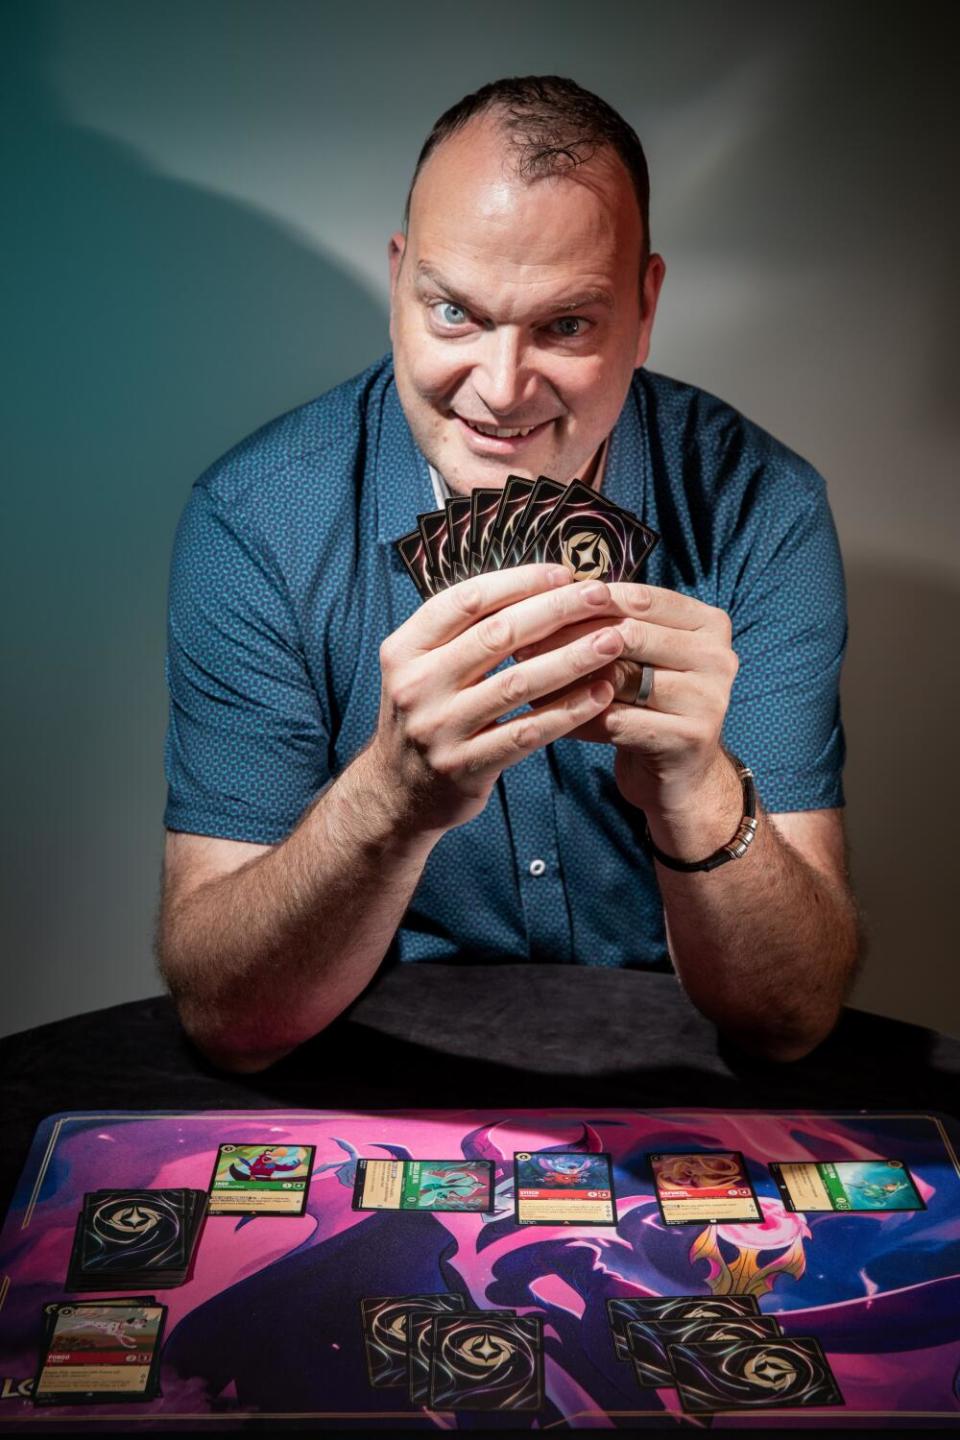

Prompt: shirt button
[{"left": 528, "top": 858, "right": 547, "bottom": 877}]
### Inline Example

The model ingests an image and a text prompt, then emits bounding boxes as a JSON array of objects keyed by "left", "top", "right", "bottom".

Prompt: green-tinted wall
[{"left": 2, "top": 0, "right": 958, "bottom": 1036}]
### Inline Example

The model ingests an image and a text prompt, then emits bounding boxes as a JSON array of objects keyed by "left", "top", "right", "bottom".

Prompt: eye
[
  {"left": 434, "top": 301, "right": 470, "bottom": 327},
  {"left": 549, "top": 315, "right": 587, "bottom": 337}
]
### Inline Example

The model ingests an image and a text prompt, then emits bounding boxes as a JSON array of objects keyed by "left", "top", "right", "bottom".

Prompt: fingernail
[
  {"left": 547, "top": 566, "right": 571, "bottom": 586},
  {"left": 590, "top": 681, "right": 611, "bottom": 703},
  {"left": 583, "top": 582, "right": 608, "bottom": 604},
  {"left": 593, "top": 630, "right": 621, "bottom": 655}
]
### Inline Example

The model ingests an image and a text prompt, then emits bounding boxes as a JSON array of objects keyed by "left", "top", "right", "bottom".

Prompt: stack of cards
[
  {"left": 396, "top": 475, "right": 659, "bottom": 598},
  {"left": 607, "top": 1295, "right": 843, "bottom": 1413},
  {"left": 66, "top": 1189, "right": 206, "bottom": 1291},
  {"left": 33, "top": 1299, "right": 166, "bottom": 1405},
  {"left": 361, "top": 1293, "right": 544, "bottom": 1412}
]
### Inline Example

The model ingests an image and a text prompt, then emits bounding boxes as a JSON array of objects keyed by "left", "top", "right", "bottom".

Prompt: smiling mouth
[{"left": 456, "top": 416, "right": 552, "bottom": 439}]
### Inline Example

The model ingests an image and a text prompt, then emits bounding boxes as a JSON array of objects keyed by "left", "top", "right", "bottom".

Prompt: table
[
  {"left": 1, "top": 966, "right": 959, "bottom": 1434},
  {"left": 3, "top": 964, "right": 959, "bottom": 1223}
]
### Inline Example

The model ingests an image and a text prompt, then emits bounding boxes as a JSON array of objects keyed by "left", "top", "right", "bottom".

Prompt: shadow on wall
[
  {"left": 843, "top": 561, "right": 958, "bottom": 1035},
  {"left": 0, "top": 5, "right": 389, "bottom": 1034}
]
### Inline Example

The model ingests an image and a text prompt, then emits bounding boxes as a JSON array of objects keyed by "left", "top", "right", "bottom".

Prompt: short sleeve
[
  {"left": 721, "top": 465, "right": 846, "bottom": 812},
  {"left": 163, "top": 484, "right": 331, "bottom": 843}
]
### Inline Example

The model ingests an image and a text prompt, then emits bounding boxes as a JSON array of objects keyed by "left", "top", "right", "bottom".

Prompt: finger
[
  {"left": 442, "top": 576, "right": 616, "bottom": 688},
  {"left": 389, "top": 564, "right": 574, "bottom": 661},
  {"left": 563, "top": 702, "right": 703, "bottom": 749},
  {"left": 448, "top": 626, "right": 625, "bottom": 738},
  {"left": 603, "top": 583, "right": 732, "bottom": 639},
  {"left": 519, "top": 613, "right": 711, "bottom": 674},
  {"left": 457, "top": 678, "right": 616, "bottom": 778}
]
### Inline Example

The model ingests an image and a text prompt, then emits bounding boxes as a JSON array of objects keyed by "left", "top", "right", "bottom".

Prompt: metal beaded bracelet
[{"left": 644, "top": 758, "right": 758, "bottom": 873}]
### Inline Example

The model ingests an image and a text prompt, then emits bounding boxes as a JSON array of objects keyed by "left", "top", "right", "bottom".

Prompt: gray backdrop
[{"left": 3, "top": 0, "right": 958, "bottom": 1038}]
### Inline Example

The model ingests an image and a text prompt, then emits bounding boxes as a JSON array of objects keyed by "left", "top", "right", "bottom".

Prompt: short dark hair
[{"left": 403, "top": 75, "right": 651, "bottom": 262}]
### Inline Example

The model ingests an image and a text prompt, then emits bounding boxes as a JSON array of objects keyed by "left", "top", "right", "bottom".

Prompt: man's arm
[
  {"left": 521, "top": 584, "right": 859, "bottom": 1060},
  {"left": 158, "top": 564, "right": 626, "bottom": 1072},
  {"left": 647, "top": 766, "right": 860, "bottom": 1061}
]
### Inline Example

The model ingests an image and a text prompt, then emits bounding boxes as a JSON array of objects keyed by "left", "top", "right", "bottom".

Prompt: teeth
[{"left": 466, "top": 420, "right": 540, "bottom": 438}]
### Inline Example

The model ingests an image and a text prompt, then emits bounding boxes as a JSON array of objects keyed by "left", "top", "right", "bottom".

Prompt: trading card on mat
[
  {"left": 650, "top": 1151, "right": 762, "bottom": 1226},
  {"left": 514, "top": 1150, "right": 616, "bottom": 1226},
  {"left": 626, "top": 1314, "right": 783, "bottom": 1389},
  {"left": 517, "top": 479, "right": 658, "bottom": 581},
  {"left": 395, "top": 528, "right": 436, "bottom": 599},
  {"left": 68, "top": 1189, "right": 194, "bottom": 1284},
  {"left": 480, "top": 476, "right": 534, "bottom": 572},
  {"left": 500, "top": 476, "right": 566, "bottom": 566},
  {"left": 33, "top": 1302, "right": 166, "bottom": 1405},
  {"left": 360, "top": 1293, "right": 466, "bottom": 1388},
  {"left": 770, "top": 1158, "right": 924, "bottom": 1213},
  {"left": 208, "top": 1143, "right": 314, "bottom": 1215},
  {"left": 670, "top": 1336, "right": 843, "bottom": 1413},
  {"left": 445, "top": 497, "right": 473, "bottom": 582},
  {"left": 470, "top": 487, "right": 504, "bottom": 572},
  {"left": 418, "top": 509, "right": 457, "bottom": 591},
  {"left": 607, "top": 1294, "right": 760, "bottom": 1362},
  {"left": 353, "top": 1158, "right": 494, "bottom": 1212},
  {"left": 429, "top": 1313, "right": 544, "bottom": 1411},
  {"left": 408, "top": 1308, "right": 515, "bottom": 1403}
]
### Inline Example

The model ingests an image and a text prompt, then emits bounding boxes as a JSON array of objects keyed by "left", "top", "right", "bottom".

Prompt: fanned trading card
[
  {"left": 480, "top": 476, "right": 535, "bottom": 572},
  {"left": 429, "top": 1313, "right": 544, "bottom": 1411},
  {"left": 650, "top": 1151, "right": 762, "bottom": 1226},
  {"left": 626, "top": 1314, "right": 783, "bottom": 1389},
  {"left": 418, "top": 509, "right": 457, "bottom": 591},
  {"left": 770, "top": 1158, "right": 924, "bottom": 1213},
  {"left": 33, "top": 1302, "right": 166, "bottom": 1405},
  {"left": 670, "top": 1336, "right": 844, "bottom": 1414},
  {"left": 353, "top": 1158, "right": 494, "bottom": 1212},
  {"left": 360, "top": 1293, "right": 465, "bottom": 1389},
  {"left": 500, "top": 476, "right": 566, "bottom": 566},
  {"left": 470, "top": 487, "right": 504, "bottom": 572},
  {"left": 445, "top": 497, "right": 473, "bottom": 583},
  {"left": 514, "top": 1151, "right": 616, "bottom": 1226},
  {"left": 408, "top": 1308, "right": 515, "bottom": 1404},
  {"left": 517, "top": 479, "right": 658, "bottom": 581},
  {"left": 606, "top": 1294, "right": 760, "bottom": 1363},
  {"left": 395, "top": 528, "right": 436, "bottom": 599},
  {"left": 208, "top": 1143, "right": 314, "bottom": 1216}
]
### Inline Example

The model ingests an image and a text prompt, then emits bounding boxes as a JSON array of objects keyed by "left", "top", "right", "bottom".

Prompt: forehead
[{"left": 407, "top": 116, "right": 642, "bottom": 297}]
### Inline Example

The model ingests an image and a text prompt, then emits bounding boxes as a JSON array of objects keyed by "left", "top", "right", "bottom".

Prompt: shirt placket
[{"left": 499, "top": 746, "right": 574, "bottom": 964}]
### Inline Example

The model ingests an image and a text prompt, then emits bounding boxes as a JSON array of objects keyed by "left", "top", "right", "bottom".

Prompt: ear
[
  {"left": 634, "top": 253, "right": 666, "bottom": 369},
  {"left": 388, "top": 233, "right": 406, "bottom": 344}
]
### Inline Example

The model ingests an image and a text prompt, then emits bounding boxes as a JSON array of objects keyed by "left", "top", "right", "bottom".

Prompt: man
[{"left": 158, "top": 76, "right": 859, "bottom": 1073}]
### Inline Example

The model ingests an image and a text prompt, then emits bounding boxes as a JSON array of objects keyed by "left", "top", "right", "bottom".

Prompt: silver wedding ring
[{"left": 631, "top": 664, "right": 655, "bottom": 706}]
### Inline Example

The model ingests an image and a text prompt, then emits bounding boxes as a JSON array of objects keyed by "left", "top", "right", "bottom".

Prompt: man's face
[{"left": 388, "top": 115, "right": 665, "bottom": 495}]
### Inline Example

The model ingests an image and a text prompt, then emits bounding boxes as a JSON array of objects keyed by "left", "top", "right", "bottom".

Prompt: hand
[
  {"left": 370, "top": 565, "right": 627, "bottom": 835},
  {"left": 517, "top": 582, "right": 739, "bottom": 817}
]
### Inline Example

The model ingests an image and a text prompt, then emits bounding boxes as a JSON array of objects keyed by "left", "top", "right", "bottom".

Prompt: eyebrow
[{"left": 413, "top": 262, "right": 614, "bottom": 316}]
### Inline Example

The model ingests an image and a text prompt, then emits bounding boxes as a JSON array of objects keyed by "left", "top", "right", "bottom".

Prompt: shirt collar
[{"left": 375, "top": 366, "right": 647, "bottom": 543}]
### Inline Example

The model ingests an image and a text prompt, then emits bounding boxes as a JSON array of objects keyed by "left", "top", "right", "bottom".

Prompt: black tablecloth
[{"left": 3, "top": 964, "right": 958, "bottom": 1222}]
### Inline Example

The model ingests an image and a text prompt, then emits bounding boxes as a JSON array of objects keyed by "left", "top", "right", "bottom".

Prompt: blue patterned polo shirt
[{"left": 164, "top": 355, "right": 846, "bottom": 969}]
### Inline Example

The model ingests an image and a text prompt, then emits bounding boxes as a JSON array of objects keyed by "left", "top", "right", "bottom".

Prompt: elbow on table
[{"left": 723, "top": 1007, "right": 842, "bottom": 1065}]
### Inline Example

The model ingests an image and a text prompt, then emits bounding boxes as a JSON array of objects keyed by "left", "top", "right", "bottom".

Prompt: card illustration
[
  {"left": 770, "top": 1158, "right": 924, "bottom": 1213},
  {"left": 514, "top": 1151, "right": 617, "bottom": 1226},
  {"left": 353, "top": 1158, "right": 494, "bottom": 1212},
  {"left": 208, "top": 1143, "right": 314, "bottom": 1215},
  {"left": 649, "top": 1151, "right": 762, "bottom": 1226},
  {"left": 429, "top": 1313, "right": 544, "bottom": 1411}
]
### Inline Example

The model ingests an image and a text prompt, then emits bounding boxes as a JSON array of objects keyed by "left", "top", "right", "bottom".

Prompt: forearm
[
  {"left": 648, "top": 761, "right": 860, "bottom": 1061},
  {"left": 158, "top": 747, "right": 439, "bottom": 1071}
]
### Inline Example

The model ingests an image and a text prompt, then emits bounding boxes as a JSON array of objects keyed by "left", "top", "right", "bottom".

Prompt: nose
[{"left": 472, "top": 327, "right": 535, "bottom": 417}]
